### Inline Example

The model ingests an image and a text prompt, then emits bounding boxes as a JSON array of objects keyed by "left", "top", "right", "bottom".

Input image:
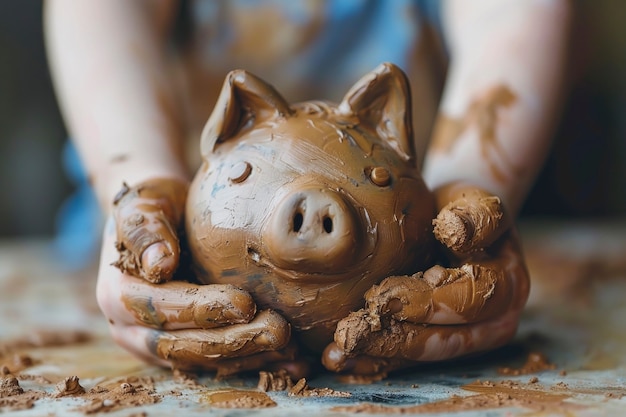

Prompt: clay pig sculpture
[
  {"left": 112, "top": 63, "right": 529, "bottom": 375},
  {"left": 185, "top": 63, "right": 436, "bottom": 350}
]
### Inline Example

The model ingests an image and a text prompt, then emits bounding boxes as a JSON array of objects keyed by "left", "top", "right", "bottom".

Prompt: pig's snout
[{"left": 262, "top": 188, "right": 359, "bottom": 274}]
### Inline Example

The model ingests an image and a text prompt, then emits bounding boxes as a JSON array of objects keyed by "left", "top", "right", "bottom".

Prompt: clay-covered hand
[
  {"left": 97, "top": 179, "right": 293, "bottom": 375},
  {"left": 323, "top": 182, "right": 530, "bottom": 376}
]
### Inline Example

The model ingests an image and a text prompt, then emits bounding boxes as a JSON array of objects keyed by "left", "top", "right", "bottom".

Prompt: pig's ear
[
  {"left": 338, "top": 63, "right": 416, "bottom": 166},
  {"left": 201, "top": 70, "right": 293, "bottom": 155}
]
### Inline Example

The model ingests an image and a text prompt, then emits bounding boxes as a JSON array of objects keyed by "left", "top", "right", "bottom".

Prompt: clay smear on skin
[{"left": 430, "top": 85, "right": 519, "bottom": 183}]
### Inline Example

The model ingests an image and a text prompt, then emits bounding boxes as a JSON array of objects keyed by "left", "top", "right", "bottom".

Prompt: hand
[
  {"left": 322, "top": 182, "right": 530, "bottom": 376},
  {"left": 96, "top": 179, "right": 293, "bottom": 375}
]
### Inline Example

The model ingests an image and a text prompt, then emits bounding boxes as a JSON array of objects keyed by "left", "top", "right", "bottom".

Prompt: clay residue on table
[
  {"left": 2, "top": 374, "right": 160, "bottom": 414},
  {"left": 288, "top": 378, "right": 351, "bottom": 398},
  {"left": 76, "top": 377, "right": 160, "bottom": 414},
  {"left": 0, "top": 376, "right": 46, "bottom": 411},
  {"left": 331, "top": 380, "right": 585, "bottom": 414},
  {"left": 0, "top": 329, "right": 91, "bottom": 358},
  {"left": 202, "top": 390, "right": 276, "bottom": 409},
  {"left": 498, "top": 351, "right": 557, "bottom": 376},
  {"left": 0, "top": 353, "right": 35, "bottom": 375},
  {"left": 186, "top": 64, "right": 436, "bottom": 350}
]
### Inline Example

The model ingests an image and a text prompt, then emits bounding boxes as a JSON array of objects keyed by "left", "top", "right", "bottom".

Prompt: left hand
[{"left": 322, "top": 183, "right": 530, "bottom": 376}]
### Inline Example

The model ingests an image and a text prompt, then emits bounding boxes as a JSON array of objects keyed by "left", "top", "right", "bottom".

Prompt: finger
[
  {"left": 109, "top": 310, "right": 290, "bottom": 371},
  {"left": 335, "top": 309, "right": 519, "bottom": 362},
  {"left": 98, "top": 222, "right": 256, "bottom": 330},
  {"left": 363, "top": 230, "right": 529, "bottom": 325},
  {"left": 112, "top": 179, "right": 188, "bottom": 283},
  {"left": 151, "top": 310, "right": 291, "bottom": 368},
  {"left": 121, "top": 280, "right": 257, "bottom": 330},
  {"left": 432, "top": 183, "right": 509, "bottom": 253}
]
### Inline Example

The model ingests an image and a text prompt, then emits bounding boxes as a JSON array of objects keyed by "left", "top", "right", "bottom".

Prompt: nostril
[
  {"left": 292, "top": 211, "right": 304, "bottom": 233},
  {"left": 323, "top": 216, "right": 333, "bottom": 234}
]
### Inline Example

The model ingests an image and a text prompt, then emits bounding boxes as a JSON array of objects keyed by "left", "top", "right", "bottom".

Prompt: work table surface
[{"left": 2, "top": 219, "right": 626, "bottom": 416}]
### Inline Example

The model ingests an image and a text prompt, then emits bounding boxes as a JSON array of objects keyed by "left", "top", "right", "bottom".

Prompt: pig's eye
[
  {"left": 367, "top": 166, "right": 391, "bottom": 187},
  {"left": 228, "top": 161, "right": 252, "bottom": 183}
]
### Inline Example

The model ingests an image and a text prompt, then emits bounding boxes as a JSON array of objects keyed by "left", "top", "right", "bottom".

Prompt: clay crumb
[
  {"left": 54, "top": 376, "right": 85, "bottom": 397},
  {"left": 1, "top": 376, "right": 24, "bottom": 397},
  {"left": 0, "top": 376, "right": 47, "bottom": 411},
  {"left": 258, "top": 370, "right": 294, "bottom": 392},
  {"left": 288, "top": 378, "right": 351, "bottom": 398},
  {"left": 498, "top": 352, "right": 556, "bottom": 376}
]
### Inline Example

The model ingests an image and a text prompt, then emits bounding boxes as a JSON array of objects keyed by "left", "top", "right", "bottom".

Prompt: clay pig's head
[{"left": 186, "top": 63, "right": 435, "bottom": 349}]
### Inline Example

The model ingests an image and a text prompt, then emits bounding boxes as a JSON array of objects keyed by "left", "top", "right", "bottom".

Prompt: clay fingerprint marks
[{"left": 431, "top": 85, "right": 518, "bottom": 183}]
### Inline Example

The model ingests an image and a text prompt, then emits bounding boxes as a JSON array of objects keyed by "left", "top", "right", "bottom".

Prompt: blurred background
[{"left": 0, "top": 1, "right": 624, "bottom": 243}]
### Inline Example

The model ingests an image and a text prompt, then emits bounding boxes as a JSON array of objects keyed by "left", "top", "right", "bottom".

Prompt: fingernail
[{"left": 142, "top": 242, "right": 175, "bottom": 278}]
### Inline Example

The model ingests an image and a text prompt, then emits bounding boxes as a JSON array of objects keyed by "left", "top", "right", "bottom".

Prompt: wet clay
[
  {"left": 186, "top": 62, "right": 436, "bottom": 349},
  {"left": 498, "top": 351, "right": 556, "bottom": 376},
  {"left": 202, "top": 390, "right": 276, "bottom": 408},
  {"left": 430, "top": 85, "right": 518, "bottom": 183},
  {"left": 331, "top": 380, "right": 583, "bottom": 414}
]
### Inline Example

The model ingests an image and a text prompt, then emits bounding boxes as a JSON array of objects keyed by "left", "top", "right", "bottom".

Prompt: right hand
[{"left": 96, "top": 179, "right": 293, "bottom": 375}]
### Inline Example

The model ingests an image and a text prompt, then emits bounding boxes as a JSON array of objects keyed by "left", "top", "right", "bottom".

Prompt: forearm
[
  {"left": 423, "top": 0, "right": 572, "bottom": 215},
  {"left": 45, "top": 0, "right": 189, "bottom": 213}
]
